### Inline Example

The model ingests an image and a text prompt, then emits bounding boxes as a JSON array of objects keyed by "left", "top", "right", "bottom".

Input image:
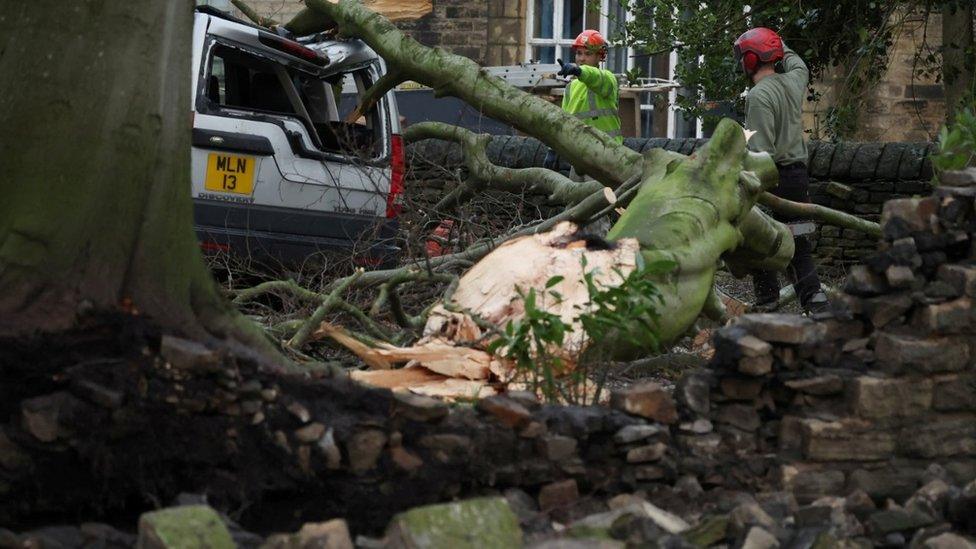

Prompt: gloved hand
[{"left": 556, "top": 58, "right": 582, "bottom": 78}]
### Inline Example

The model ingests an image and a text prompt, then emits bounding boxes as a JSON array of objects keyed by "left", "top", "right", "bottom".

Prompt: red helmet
[
  {"left": 572, "top": 29, "right": 608, "bottom": 59},
  {"left": 733, "top": 27, "right": 784, "bottom": 76}
]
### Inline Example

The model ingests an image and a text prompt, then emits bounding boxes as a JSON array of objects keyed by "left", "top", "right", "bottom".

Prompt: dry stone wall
[{"left": 697, "top": 179, "right": 976, "bottom": 509}]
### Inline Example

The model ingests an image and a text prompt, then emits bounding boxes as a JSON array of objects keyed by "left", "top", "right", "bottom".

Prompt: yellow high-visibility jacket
[{"left": 561, "top": 65, "right": 623, "bottom": 143}]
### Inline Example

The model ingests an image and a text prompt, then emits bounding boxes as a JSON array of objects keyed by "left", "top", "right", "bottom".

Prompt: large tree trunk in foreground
[{"left": 0, "top": 2, "right": 278, "bottom": 363}]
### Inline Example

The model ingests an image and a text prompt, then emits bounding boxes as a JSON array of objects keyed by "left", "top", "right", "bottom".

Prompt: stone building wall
[{"left": 802, "top": 10, "right": 946, "bottom": 142}]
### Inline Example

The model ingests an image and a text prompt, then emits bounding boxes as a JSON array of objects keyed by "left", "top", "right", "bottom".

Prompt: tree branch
[
  {"left": 231, "top": 0, "right": 279, "bottom": 28},
  {"left": 346, "top": 70, "right": 406, "bottom": 123},
  {"left": 404, "top": 122, "right": 607, "bottom": 211},
  {"left": 287, "top": 269, "right": 364, "bottom": 350},
  {"left": 758, "top": 192, "right": 881, "bottom": 238}
]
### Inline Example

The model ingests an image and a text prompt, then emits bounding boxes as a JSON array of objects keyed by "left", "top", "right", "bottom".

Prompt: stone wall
[
  {"left": 406, "top": 136, "right": 938, "bottom": 266},
  {"left": 804, "top": 10, "right": 946, "bottom": 142},
  {"left": 698, "top": 182, "right": 976, "bottom": 509}
]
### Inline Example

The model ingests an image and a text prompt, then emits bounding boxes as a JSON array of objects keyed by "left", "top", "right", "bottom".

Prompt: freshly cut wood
[
  {"left": 317, "top": 323, "right": 496, "bottom": 380},
  {"left": 350, "top": 365, "right": 446, "bottom": 389},
  {"left": 349, "top": 365, "right": 495, "bottom": 399},
  {"left": 425, "top": 221, "right": 641, "bottom": 354}
]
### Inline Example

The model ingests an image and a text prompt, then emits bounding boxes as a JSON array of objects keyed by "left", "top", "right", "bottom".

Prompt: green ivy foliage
[{"left": 932, "top": 99, "right": 976, "bottom": 175}]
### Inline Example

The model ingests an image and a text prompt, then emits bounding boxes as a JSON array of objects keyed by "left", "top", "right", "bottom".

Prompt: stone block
[
  {"left": 938, "top": 265, "right": 976, "bottom": 297},
  {"left": 538, "top": 479, "right": 579, "bottom": 511},
  {"left": 348, "top": 429, "right": 387, "bottom": 473},
  {"left": 876, "top": 143, "right": 907, "bottom": 179},
  {"left": 800, "top": 419, "right": 896, "bottom": 461},
  {"left": 898, "top": 143, "right": 930, "bottom": 180},
  {"left": 537, "top": 435, "right": 577, "bottom": 461},
  {"left": 613, "top": 424, "right": 667, "bottom": 445},
  {"left": 914, "top": 297, "right": 973, "bottom": 334},
  {"left": 137, "top": 505, "right": 234, "bottom": 549},
  {"left": 845, "top": 265, "right": 889, "bottom": 296},
  {"left": 923, "top": 533, "right": 976, "bottom": 549},
  {"left": 393, "top": 392, "right": 449, "bottom": 422},
  {"left": 825, "top": 181, "right": 854, "bottom": 199},
  {"left": 715, "top": 403, "right": 761, "bottom": 431},
  {"left": 810, "top": 142, "right": 835, "bottom": 179},
  {"left": 900, "top": 417, "right": 976, "bottom": 458},
  {"left": 848, "top": 467, "right": 923, "bottom": 501},
  {"left": 720, "top": 377, "right": 764, "bottom": 400},
  {"left": 476, "top": 395, "right": 532, "bottom": 428},
  {"left": 784, "top": 466, "right": 846, "bottom": 503},
  {"left": 866, "top": 509, "right": 935, "bottom": 536},
  {"left": 734, "top": 314, "right": 826, "bottom": 345},
  {"left": 933, "top": 374, "right": 976, "bottom": 411},
  {"left": 739, "top": 355, "right": 774, "bottom": 376},
  {"left": 881, "top": 197, "right": 939, "bottom": 234},
  {"left": 850, "top": 376, "right": 933, "bottom": 418},
  {"left": 939, "top": 168, "right": 976, "bottom": 186},
  {"left": 830, "top": 142, "right": 860, "bottom": 178},
  {"left": 385, "top": 497, "right": 522, "bottom": 548},
  {"left": 862, "top": 294, "right": 912, "bottom": 327},
  {"left": 610, "top": 382, "right": 677, "bottom": 423},
  {"left": 785, "top": 375, "right": 844, "bottom": 396},
  {"left": 886, "top": 265, "right": 917, "bottom": 289},
  {"left": 626, "top": 442, "right": 667, "bottom": 463},
  {"left": 851, "top": 142, "right": 885, "bottom": 179},
  {"left": 286, "top": 519, "right": 354, "bottom": 549},
  {"left": 875, "top": 331, "right": 969, "bottom": 374}
]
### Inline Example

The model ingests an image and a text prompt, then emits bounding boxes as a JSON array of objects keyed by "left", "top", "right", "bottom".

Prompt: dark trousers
[{"left": 752, "top": 164, "right": 823, "bottom": 306}]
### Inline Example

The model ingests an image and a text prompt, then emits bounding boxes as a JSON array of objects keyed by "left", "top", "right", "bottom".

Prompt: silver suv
[{"left": 191, "top": 6, "right": 403, "bottom": 266}]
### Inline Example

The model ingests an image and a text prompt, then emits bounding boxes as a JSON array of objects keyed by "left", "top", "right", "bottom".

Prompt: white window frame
[{"left": 524, "top": 0, "right": 702, "bottom": 138}]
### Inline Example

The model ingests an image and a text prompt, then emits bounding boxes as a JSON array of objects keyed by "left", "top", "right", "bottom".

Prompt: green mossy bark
[
  {"left": 0, "top": 1, "right": 283, "bottom": 365},
  {"left": 607, "top": 119, "right": 791, "bottom": 350}
]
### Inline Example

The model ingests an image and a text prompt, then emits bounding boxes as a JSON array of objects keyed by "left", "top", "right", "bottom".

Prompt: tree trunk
[
  {"left": 943, "top": 1, "right": 975, "bottom": 122},
  {"left": 0, "top": 2, "right": 278, "bottom": 362}
]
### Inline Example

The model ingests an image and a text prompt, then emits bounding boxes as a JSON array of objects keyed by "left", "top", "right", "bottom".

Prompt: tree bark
[
  {"left": 942, "top": 1, "right": 975, "bottom": 122},
  {"left": 0, "top": 1, "right": 281, "bottom": 364}
]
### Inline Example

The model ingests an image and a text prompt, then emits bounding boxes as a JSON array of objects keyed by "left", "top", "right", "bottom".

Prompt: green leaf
[{"left": 545, "top": 275, "right": 565, "bottom": 289}]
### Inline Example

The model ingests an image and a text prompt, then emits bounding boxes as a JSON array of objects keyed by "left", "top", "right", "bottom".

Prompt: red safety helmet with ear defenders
[
  {"left": 733, "top": 27, "right": 784, "bottom": 76},
  {"left": 572, "top": 29, "right": 609, "bottom": 60}
]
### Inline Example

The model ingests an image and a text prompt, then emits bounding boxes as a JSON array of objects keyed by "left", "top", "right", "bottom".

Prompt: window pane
[
  {"left": 607, "top": 0, "right": 627, "bottom": 40},
  {"left": 532, "top": 46, "right": 556, "bottom": 63},
  {"left": 534, "top": 0, "right": 554, "bottom": 38},
  {"left": 562, "top": 0, "right": 584, "bottom": 39},
  {"left": 607, "top": 46, "right": 627, "bottom": 74}
]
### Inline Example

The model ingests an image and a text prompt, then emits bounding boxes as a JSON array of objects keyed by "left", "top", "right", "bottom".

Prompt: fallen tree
[{"left": 214, "top": 0, "right": 884, "bottom": 392}]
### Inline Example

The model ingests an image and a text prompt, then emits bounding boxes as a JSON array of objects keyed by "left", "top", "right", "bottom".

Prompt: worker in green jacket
[
  {"left": 735, "top": 27, "right": 829, "bottom": 315},
  {"left": 557, "top": 29, "right": 623, "bottom": 148}
]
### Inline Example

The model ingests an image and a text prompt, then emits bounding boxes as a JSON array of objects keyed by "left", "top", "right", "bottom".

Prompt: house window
[
  {"left": 526, "top": 0, "right": 587, "bottom": 63},
  {"left": 524, "top": 0, "right": 699, "bottom": 138}
]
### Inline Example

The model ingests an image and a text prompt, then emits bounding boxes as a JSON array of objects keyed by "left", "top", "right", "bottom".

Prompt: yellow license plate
[{"left": 205, "top": 153, "right": 255, "bottom": 195}]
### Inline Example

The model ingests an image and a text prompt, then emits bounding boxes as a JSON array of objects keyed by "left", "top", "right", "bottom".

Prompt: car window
[
  {"left": 208, "top": 45, "right": 296, "bottom": 116},
  {"left": 206, "top": 42, "right": 385, "bottom": 160}
]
